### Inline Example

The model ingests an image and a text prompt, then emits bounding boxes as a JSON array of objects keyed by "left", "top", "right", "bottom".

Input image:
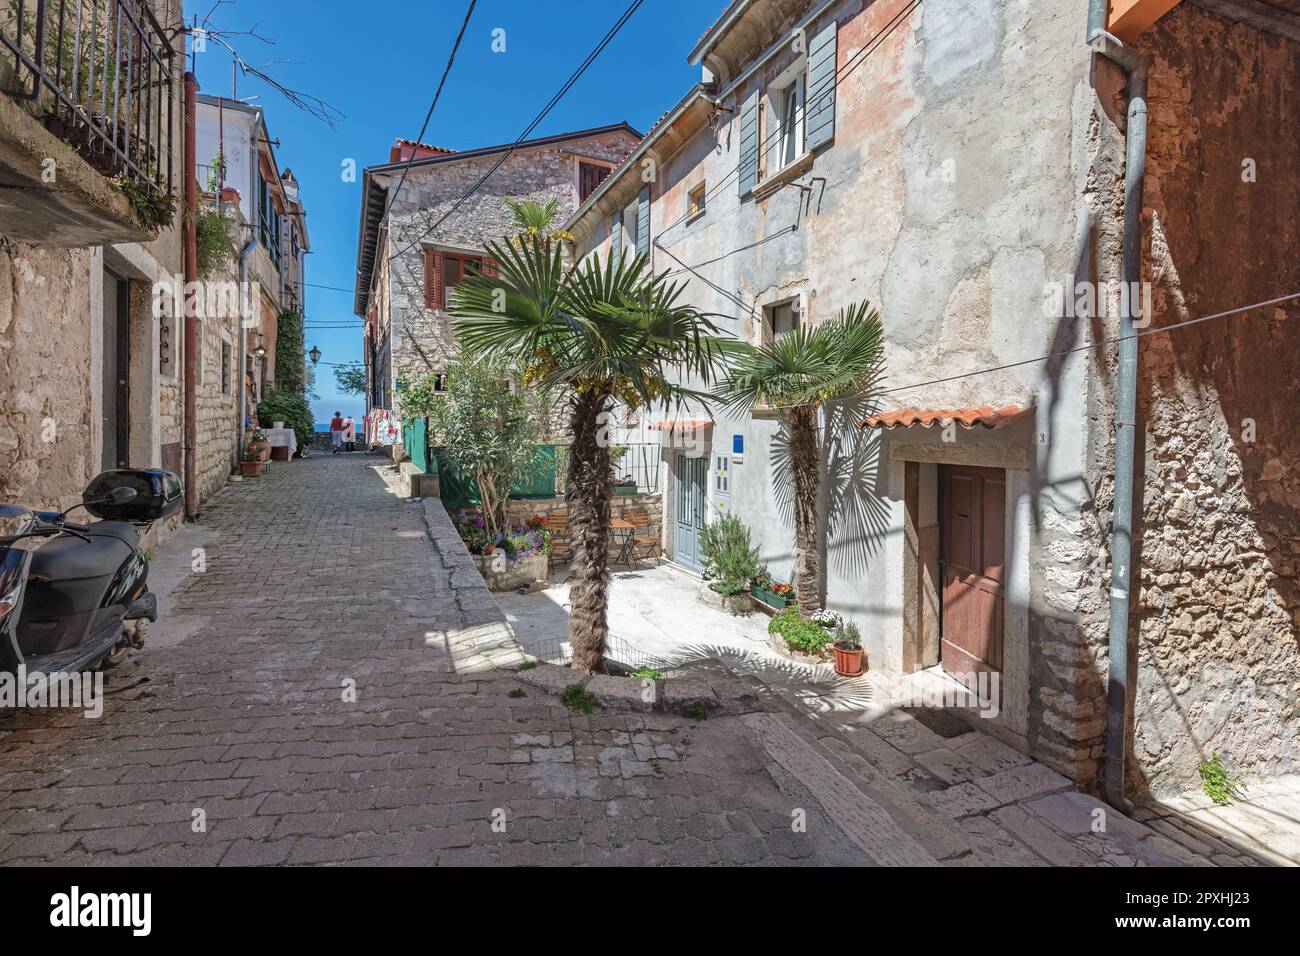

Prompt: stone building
[
  {"left": 567, "top": 0, "right": 1299, "bottom": 798},
  {"left": 1, "top": 0, "right": 188, "bottom": 539},
  {"left": 353, "top": 125, "right": 641, "bottom": 417}
]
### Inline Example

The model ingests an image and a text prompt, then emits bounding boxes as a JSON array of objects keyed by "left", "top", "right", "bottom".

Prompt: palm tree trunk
[
  {"left": 566, "top": 388, "right": 612, "bottom": 673},
  {"left": 789, "top": 406, "right": 822, "bottom": 617}
]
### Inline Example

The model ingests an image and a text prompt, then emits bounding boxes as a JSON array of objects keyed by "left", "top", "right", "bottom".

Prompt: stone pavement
[
  {"left": 0, "top": 454, "right": 1265, "bottom": 866},
  {"left": 0, "top": 454, "right": 871, "bottom": 866}
]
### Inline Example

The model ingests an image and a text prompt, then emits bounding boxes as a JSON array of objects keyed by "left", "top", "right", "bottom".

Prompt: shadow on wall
[{"left": 764, "top": 395, "right": 891, "bottom": 608}]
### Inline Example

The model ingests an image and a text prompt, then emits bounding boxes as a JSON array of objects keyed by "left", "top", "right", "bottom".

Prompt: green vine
[{"left": 275, "top": 309, "right": 306, "bottom": 392}]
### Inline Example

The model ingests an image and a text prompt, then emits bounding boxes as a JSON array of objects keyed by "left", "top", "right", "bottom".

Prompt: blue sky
[{"left": 192, "top": 0, "right": 718, "bottom": 423}]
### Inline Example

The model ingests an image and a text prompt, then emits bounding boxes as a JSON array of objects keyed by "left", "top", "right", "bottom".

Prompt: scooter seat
[{"left": 28, "top": 529, "right": 134, "bottom": 582}]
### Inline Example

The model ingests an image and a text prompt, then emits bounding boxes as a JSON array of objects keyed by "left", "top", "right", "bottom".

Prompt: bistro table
[
  {"left": 263, "top": 426, "right": 298, "bottom": 461},
  {"left": 609, "top": 518, "right": 636, "bottom": 567}
]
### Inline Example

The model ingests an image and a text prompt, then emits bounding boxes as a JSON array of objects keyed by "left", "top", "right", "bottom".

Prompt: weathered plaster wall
[
  {"left": 382, "top": 130, "right": 638, "bottom": 394},
  {"left": 0, "top": 241, "right": 96, "bottom": 510},
  {"left": 1125, "top": 4, "right": 1300, "bottom": 794}
]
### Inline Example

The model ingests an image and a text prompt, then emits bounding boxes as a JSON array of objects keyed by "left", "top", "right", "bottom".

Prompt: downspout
[
  {"left": 234, "top": 234, "right": 257, "bottom": 472},
  {"left": 183, "top": 72, "right": 199, "bottom": 520},
  {"left": 1087, "top": 1, "right": 1149, "bottom": 810}
]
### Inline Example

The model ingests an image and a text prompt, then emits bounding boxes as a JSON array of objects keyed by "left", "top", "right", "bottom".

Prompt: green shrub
[
  {"left": 257, "top": 390, "right": 313, "bottom": 455},
  {"left": 769, "top": 607, "right": 833, "bottom": 655},
  {"left": 834, "top": 620, "right": 862, "bottom": 651},
  {"left": 1197, "top": 753, "right": 1247, "bottom": 806},
  {"left": 630, "top": 666, "right": 663, "bottom": 681},
  {"left": 561, "top": 683, "right": 600, "bottom": 714},
  {"left": 195, "top": 206, "right": 235, "bottom": 278},
  {"left": 699, "top": 514, "right": 760, "bottom": 595}
]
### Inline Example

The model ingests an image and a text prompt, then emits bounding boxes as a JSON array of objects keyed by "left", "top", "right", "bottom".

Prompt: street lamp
[
  {"left": 309, "top": 345, "right": 321, "bottom": 365},
  {"left": 253, "top": 341, "right": 267, "bottom": 359}
]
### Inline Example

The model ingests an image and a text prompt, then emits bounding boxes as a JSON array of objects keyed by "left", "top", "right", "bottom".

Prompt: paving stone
[
  {"left": 973, "top": 762, "right": 1073, "bottom": 805},
  {"left": 586, "top": 675, "right": 654, "bottom": 711}
]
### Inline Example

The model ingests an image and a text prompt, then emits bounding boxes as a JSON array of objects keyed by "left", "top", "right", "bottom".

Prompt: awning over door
[{"left": 859, "top": 405, "right": 1034, "bottom": 431}]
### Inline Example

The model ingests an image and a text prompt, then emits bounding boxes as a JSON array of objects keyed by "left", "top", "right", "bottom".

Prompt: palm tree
[
  {"left": 450, "top": 240, "right": 729, "bottom": 673},
  {"left": 719, "top": 302, "right": 886, "bottom": 617},
  {"left": 505, "top": 197, "right": 574, "bottom": 245}
]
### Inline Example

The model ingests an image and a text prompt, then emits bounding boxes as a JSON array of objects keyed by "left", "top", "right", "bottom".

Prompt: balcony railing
[{"left": 1, "top": 0, "right": 176, "bottom": 198}]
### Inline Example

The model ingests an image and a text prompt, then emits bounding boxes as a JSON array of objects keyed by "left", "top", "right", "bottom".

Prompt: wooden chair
[
  {"left": 620, "top": 507, "right": 660, "bottom": 562},
  {"left": 544, "top": 511, "right": 571, "bottom": 567}
]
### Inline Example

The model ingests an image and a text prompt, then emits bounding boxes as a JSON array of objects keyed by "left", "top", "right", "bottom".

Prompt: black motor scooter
[{"left": 0, "top": 469, "right": 183, "bottom": 675}]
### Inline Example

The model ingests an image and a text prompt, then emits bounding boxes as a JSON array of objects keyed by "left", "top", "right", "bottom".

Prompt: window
[
  {"left": 766, "top": 300, "right": 799, "bottom": 339},
  {"left": 714, "top": 455, "right": 730, "bottom": 494},
  {"left": 221, "top": 338, "right": 232, "bottom": 395},
  {"left": 687, "top": 183, "right": 707, "bottom": 221},
  {"left": 769, "top": 70, "right": 806, "bottom": 175},
  {"left": 578, "top": 161, "right": 612, "bottom": 202},
  {"left": 423, "top": 249, "right": 487, "bottom": 310}
]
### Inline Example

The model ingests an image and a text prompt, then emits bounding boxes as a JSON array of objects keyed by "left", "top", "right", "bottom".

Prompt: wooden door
[{"left": 939, "top": 465, "right": 1005, "bottom": 675}]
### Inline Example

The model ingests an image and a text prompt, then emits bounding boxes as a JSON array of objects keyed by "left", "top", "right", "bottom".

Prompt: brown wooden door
[{"left": 939, "top": 465, "right": 1005, "bottom": 675}]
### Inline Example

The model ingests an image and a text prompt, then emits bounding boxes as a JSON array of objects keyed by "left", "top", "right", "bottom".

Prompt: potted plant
[
  {"left": 238, "top": 451, "right": 263, "bottom": 477},
  {"left": 247, "top": 430, "right": 271, "bottom": 461},
  {"left": 614, "top": 476, "right": 638, "bottom": 495},
  {"left": 832, "top": 621, "right": 865, "bottom": 677},
  {"left": 698, "top": 515, "right": 760, "bottom": 615}
]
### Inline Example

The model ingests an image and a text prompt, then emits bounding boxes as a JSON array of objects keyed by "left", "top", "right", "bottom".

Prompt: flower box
[
  {"left": 750, "top": 584, "right": 792, "bottom": 610},
  {"left": 471, "top": 551, "right": 548, "bottom": 592}
]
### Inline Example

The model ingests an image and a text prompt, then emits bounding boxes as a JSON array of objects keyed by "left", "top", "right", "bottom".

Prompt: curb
[{"left": 510, "top": 660, "right": 771, "bottom": 718}]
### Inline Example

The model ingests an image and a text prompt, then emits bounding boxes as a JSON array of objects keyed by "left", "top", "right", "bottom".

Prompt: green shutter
[
  {"left": 636, "top": 184, "right": 650, "bottom": 258},
  {"left": 806, "top": 20, "right": 838, "bottom": 151},
  {"left": 738, "top": 88, "right": 759, "bottom": 196}
]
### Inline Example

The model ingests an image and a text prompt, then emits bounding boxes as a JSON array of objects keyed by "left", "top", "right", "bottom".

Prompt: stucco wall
[{"left": 1124, "top": 3, "right": 1300, "bottom": 794}]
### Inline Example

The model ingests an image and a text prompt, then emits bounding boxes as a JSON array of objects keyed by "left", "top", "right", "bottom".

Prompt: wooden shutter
[
  {"left": 636, "top": 184, "right": 650, "bottom": 258},
  {"left": 423, "top": 249, "right": 443, "bottom": 310},
  {"left": 806, "top": 20, "right": 838, "bottom": 151},
  {"left": 738, "top": 88, "right": 760, "bottom": 195},
  {"left": 482, "top": 257, "right": 499, "bottom": 278},
  {"left": 611, "top": 211, "right": 622, "bottom": 261},
  {"left": 579, "top": 162, "right": 610, "bottom": 202}
]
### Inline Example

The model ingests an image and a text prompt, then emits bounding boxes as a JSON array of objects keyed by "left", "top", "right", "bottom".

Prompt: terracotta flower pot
[
  {"left": 833, "top": 643, "right": 865, "bottom": 677},
  {"left": 239, "top": 460, "right": 263, "bottom": 477}
]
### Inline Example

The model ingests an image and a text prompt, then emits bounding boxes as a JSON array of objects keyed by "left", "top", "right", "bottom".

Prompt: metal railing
[
  {"left": 612, "top": 442, "right": 661, "bottom": 493},
  {"left": 1, "top": 0, "right": 175, "bottom": 197}
]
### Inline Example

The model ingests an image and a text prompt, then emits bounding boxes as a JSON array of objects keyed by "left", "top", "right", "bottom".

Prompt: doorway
[
  {"left": 674, "top": 454, "right": 706, "bottom": 571},
  {"left": 101, "top": 270, "right": 130, "bottom": 471},
  {"left": 938, "top": 464, "right": 1006, "bottom": 676}
]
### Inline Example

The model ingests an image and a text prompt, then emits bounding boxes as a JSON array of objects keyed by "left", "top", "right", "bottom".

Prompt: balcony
[{"left": 0, "top": 0, "right": 177, "bottom": 245}]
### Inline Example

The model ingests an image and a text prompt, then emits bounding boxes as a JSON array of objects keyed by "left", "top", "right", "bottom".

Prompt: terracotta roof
[
  {"left": 859, "top": 405, "right": 1034, "bottom": 430},
  {"left": 649, "top": 418, "right": 714, "bottom": 431}
]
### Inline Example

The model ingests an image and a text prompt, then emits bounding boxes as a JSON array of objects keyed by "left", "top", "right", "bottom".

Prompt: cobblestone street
[
  {"left": 0, "top": 455, "right": 1273, "bottom": 867},
  {"left": 0, "top": 454, "right": 875, "bottom": 866}
]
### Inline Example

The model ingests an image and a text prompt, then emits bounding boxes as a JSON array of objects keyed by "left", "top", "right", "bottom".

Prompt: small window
[
  {"left": 433, "top": 373, "right": 448, "bottom": 392},
  {"left": 714, "top": 455, "right": 730, "bottom": 494},
  {"left": 221, "top": 339, "right": 232, "bottom": 395},
  {"left": 687, "top": 183, "right": 706, "bottom": 221},
  {"left": 578, "top": 161, "right": 612, "bottom": 202},
  {"left": 766, "top": 300, "right": 799, "bottom": 339},
  {"left": 442, "top": 253, "right": 482, "bottom": 306},
  {"left": 767, "top": 66, "right": 806, "bottom": 177}
]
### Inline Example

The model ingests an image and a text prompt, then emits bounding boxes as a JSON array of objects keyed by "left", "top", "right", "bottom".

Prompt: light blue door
[{"left": 674, "top": 455, "right": 706, "bottom": 571}]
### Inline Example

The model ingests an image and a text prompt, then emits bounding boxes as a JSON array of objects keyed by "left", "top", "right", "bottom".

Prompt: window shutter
[
  {"left": 423, "top": 249, "right": 444, "bottom": 310},
  {"left": 636, "top": 184, "right": 650, "bottom": 258},
  {"left": 611, "top": 211, "right": 622, "bottom": 261},
  {"left": 806, "top": 20, "right": 838, "bottom": 151},
  {"left": 482, "top": 257, "right": 499, "bottom": 278},
  {"left": 738, "top": 88, "right": 760, "bottom": 196}
]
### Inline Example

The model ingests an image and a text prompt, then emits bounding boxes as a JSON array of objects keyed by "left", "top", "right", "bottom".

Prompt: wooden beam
[{"left": 1108, "top": 0, "right": 1185, "bottom": 41}]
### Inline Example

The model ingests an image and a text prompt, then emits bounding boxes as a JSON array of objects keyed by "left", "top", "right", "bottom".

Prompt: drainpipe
[
  {"left": 183, "top": 72, "right": 199, "bottom": 520},
  {"left": 1087, "top": 2, "right": 1148, "bottom": 811},
  {"left": 234, "top": 235, "right": 257, "bottom": 472}
]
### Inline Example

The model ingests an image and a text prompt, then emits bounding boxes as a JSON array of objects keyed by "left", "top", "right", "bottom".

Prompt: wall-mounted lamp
[{"left": 253, "top": 342, "right": 267, "bottom": 359}]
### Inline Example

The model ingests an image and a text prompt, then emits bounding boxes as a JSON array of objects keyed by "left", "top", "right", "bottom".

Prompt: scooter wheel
[{"left": 100, "top": 637, "right": 131, "bottom": 669}]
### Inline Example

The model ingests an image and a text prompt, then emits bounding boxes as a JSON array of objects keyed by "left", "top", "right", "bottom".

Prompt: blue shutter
[
  {"left": 611, "top": 211, "right": 622, "bottom": 261},
  {"left": 636, "top": 184, "right": 650, "bottom": 258},
  {"left": 806, "top": 20, "right": 838, "bottom": 151},
  {"left": 738, "top": 88, "right": 759, "bottom": 196}
]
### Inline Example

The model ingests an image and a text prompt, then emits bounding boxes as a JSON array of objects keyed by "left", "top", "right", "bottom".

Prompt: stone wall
[
  {"left": 504, "top": 491, "right": 663, "bottom": 537},
  {"left": 382, "top": 130, "right": 638, "bottom": 394},
  {"left": 0, "top": 241, "right": 97, "bottom": 511},
  {"left": 1122, "top": 4, "right": 1300, "bottom": 794}
]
